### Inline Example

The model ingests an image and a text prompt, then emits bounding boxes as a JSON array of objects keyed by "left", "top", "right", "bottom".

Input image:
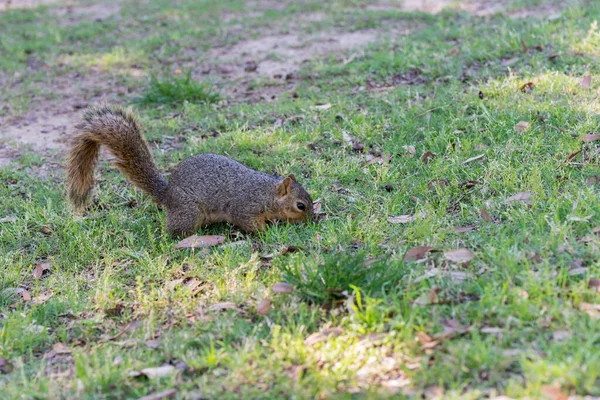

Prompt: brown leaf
[
  {"left": 18, "top": 288, "right": 31, "bottom": 301},
  {"left": 420, "top": 151, "right": 437, "bottom": 164},
  {"left": 257, "top": 298, "right": 272, "bottom": 315},
  {"left": 578, "top": 302, "right": 600, "bottom": 318},
  {"left": 565, "top": 149, "right": 581, "bottom": 162},
  {"left": 541, "top": 385, "right": 568, "bottom": 400},
  {"left": 365, "top": 152, "right": 392, "bottom": 166},
  {"left": 463, "top": 154, "right": 484, "bottom": 164},
  {"left": 454, "top": 225, "right": 478, "bottom": 233},
  {"left": 32, "top": 262, "right": 51, "bottom": 279},
  {"left": 137, "top": 389, "right": 178, "bottom": 400},
  {"left": 388, "top": 215, "right": 415, "bottom": 224},
  {"left": 480, "top": 207, "right": 492, "bottom": 222},
  {"left": 0, "top": 358, "right": 13, "bottom": 374},
  {"left": 209, "top": 302, "right": 239, "bottom": 312},
  {"left": 505, "top": 192, "right": 533, "bottom": 205},
  {"left": 581, "top": 134, "right": 600, "bottom": 143},
  {"left": 514, "top": 121, "right": 530, "bottom": 132},
  {"left": 581, "top": 75, "right": 592, "bottom": 89},
  {"left": 32, "top": 290, "right": 53, "bottom": 304},
  {"left": 42, "top": 226, "right": 52, "bottom": 236},
  {"left": 589, "top": 278, "right": 600, "bottom": 292},
  {"left": 520, "top": 38, "right": 529, "bottom": 53},
  {"left": 520, "top": 81, "right": 534, "bottom": 93},
  {"left": 280, "top": 245, "right": 301, "bottom": 256},
  {"left": 404, "top": 246, "right": 433, "bottom": 262},
  {"left": 402, "top": 145, "right": 416, "bottom": 157},
  {"left": 342, "top": 131, "right": 364, "bottom": 152},
  {"left": 52, "top": 343, "right": 71, "bottom": 354},
  {"left": 586, "top": 176, "right": 600, "bottom": 186},
  {"left": 304, "top": 327, "right": 344, "bottom": 346},
  {"left": 428, "top": 285, "right": 440, "bottom": 304},
  {"left": 174, "top": 235, "right": 225, "bottom": 249},
  {"left": 444, "top": 248, "right": 474, "bottom": 263},
  {"left": 272, "top": 282, "right": 294, "bottom": 293}
]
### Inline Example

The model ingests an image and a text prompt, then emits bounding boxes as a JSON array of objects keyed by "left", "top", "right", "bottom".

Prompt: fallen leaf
[
  {"left": 520, "top": 38, "right": 529, "bottom": 53},
  {"left": 244, "top": 60, "right": 258, "bottom": 72},
  {"left": 586, "top": 176, "right": 600, "bottom": 186},
  {"left": 578, "top": 302, "right": 600, "bottom": 318},
  {"left": 480, "top": 207, "right": 492, "bottom": 222},
  {"left": 257, "top": 298, "right": 272, "bottom": 315},
  {"left": 514, "top": 121, "right": 530, "bottom": 132},
  {"left": 209, "top": 302, "right": 239, "bottom": 312},
  {"left": 0, "top": 216, "right": 17, "bottom": 223},
  {"left": 388, "top": 215, "right": 415, "bottom": 224},
  {"left": 404, "top": 246, "right": 433, "bottom": 262},
  {"left": 32, "top": 262, "right": 51, "bottom": 279},
  {"left": 137, "top": 389, "right": 178, "bottom": 400},
  {"left": 272, "top": 282, "right": 294, "bottom": 293},
  {"left": 444, "top": 248, "right": 474, "bottom": 263},
  {"left": 589, "top": 278, "right": 600, "bottom": 292},
  {"left": 304, "top": 327, "right": 344, "bottom": 346},
  {"left": 136, "top": 365, "right": 177, "bottom": 379},
  {"left": 342, "top": 131, "right": 364, "bottom": 152},
  {"left": 568, "top": 267, "right": 588, "bottom": 276},
  {"left": 428, "top": 285, "right": 440, "bottom": 304},
  {"left": 463, "top": 154, "right": 484, "bottom": 164},
  {"left": 581, "top": 75, "right": 592, "bottom": 89},
  {"left": 454, "top": 225, "right": 478, "bottom": 233},
  {"left": 420, "top": 151, "right": 436, "bottom": 164},
  {"left": 402, "top": 145, "right": 416, "bottom": 157},
  {"left": 520, "top": 81, "right": 534, "bottom": 93},
  {"left": 146, "top": 340, "right": 161, "bottom": 349},
  {"left": 553, "top": 330, "right": 570, "bottom": 341},
  {"left": 0, "top": 358, "right": 13, "bottom": 374},
  {"left": 581, "top": 134, "right": 600, "bottom": 143},
  {"left": 505, "top": 192, "right": 533, "bottom": 205},
  {"left": 427, "top": 179, "right": 448, "bottom": 190},
  {"left": 541, "top": 385, "right": 568, "bottom": 400},
  {"left": 174, "top": 235, "right": 224, "bottom": 249},
  {"left": 280, "top": 245, "right": 301, "bottom": 256},
  {"left": 18, "top": 288, "right": 31, "bottom": 301},
  {"left": 42, "top": 226, "right": 52, "bottom": 236},
  {"left": 448, "top": 271, "right": 469, "bottom": 282},
  {"left": 565, "top": 149, "right": 581, "bottom": 162},
  {"left": 32, "top": 290, "right": 53, "bottom": 304},
  {"left": 312, "top": 103, "right": 332, "bottom": 111},
  {"left": 480, "top": 327, "right": 503, "bottom": 334},
  {"left": 414, "top": 268, "right": 439, "bottom": 283},
  {"left": 365, "top": 152, "right": 392, "bottom": 165}
]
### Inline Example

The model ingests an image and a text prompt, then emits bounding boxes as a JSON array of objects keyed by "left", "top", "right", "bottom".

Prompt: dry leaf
[
  {"left": 257, "top": 298, "right": 272, "bottom": 315},
  {"left": 444, "top": 248, "right": 474, "bottom": 263},
  {"left": 52, "top": 343, "right": 71, "bottom": 354},
  {"left": 553, "top": 330, "right": 570, "bottom": 341},
  {"left": 454, "top": 225, "right": 477, "bottom": 233},
  {"left": 427, "top": 179, "right": 448, "bottom": 190},
  {"left": 388, "top": 215, "right": 415, "bottom": 224},
  {"left": 480, "top": 207, "right": 492, "bottom": 222},
  {"left": 448, "top": 271, "right": 469, "bottom": 282},
  {"left": 480, "top": 327, "right": 503, "bottom": 334},
  {"left": 520, "top": 81, "right": 534, "bottom": 93},
  {"left": 581, "top": 75, "right": 592, "bottom": 89},
  {"left": 174, "top": 235, "right": 225, "bottom": 249},
  {"left": 137, "top": 389, "right": 178, "bottom": 400},
  {"left": 568, "top": 267, "right": 588, "bottom": 276},
  {"left": 209, "top": 302, "right": 238, "bottom": 312},
  {"left": 32, "top": 290, "right": 53, "bottom": 304},
  {"left": 342, "top": 131, "right": 365, "bottom": 152},
  {"left": 280, "top": 245, "right": 301, "bottom": 256},
  {"left": 304, "top": 327, "right": 344, "bottom": 346},
  {"left": 145, "top": 340, "right": 161, "bottom": 349},
  {"left": 565, "top": 149, "right": 581, "bottom": 162},
  {"left": 428, "top": 285, "right": 440, "bottom": 304},
  {"left": 0, "top": 358, "right": 13, "bottom": 374},
  {"left": 505, "top": 192, "right": 533, "bottom": 205},
  {"left": 514, "top": 121, "right": 530, "bottom": 132},
  {"left": 578, "top": 302, "right": 600, "bottom": 318},
  {"left": 420, "top": 151, "right": 436, "bottom": 164},
  {"left": 137, "top": 365, "right": 176, "bottom": 379},
  {"left": 272, "top": 282, "right": 294, "bottom": 293},
  {"left": 312, "top": 103, "right": 332, "bottom": 111},
  {"left": 32, "top": 262, "right": 51, "bottom": 279},
  {"left": 365, "top": 152, "right": 392, "bottom": 165},
  {"left": 402, "top": 145, "right": 416, "bottom": 157},
  {"left": 0, "top": 216, "right": 17, "bottom": 223},
  {"left": 586, "top": 176, "right": 600, "bottom": 186},
  {"left": 589, "top": 278, "right": 600, "bottom": 292},
  {"left": 404, "top": 246, "right": 433, "bottom": 262},
  {"left": 18, "top": 288, "right": 31, "bottom": 301},
  {"left": 581, "top": 134, "right": 600, "bottom": 143},
  {"left": 541, "top": 385, "right": 568, "bottom": 400},
  {"left": 463, "top": 154, "right": 484, "bottom": 164}
]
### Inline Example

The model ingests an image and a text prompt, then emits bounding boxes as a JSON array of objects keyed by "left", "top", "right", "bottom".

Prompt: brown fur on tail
[{"left": 66, "top": 104, "right": 168, "bottom": 213}]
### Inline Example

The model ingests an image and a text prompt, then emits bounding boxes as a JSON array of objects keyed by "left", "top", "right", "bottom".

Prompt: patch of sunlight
[
  {"left": 58, "top": 47, "right": 148, "bottom": 74},
  {"left": 571, "top": 20, "right": 600, "bottom": 56}
]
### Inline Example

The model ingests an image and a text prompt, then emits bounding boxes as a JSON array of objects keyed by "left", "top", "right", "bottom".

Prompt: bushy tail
[{"left": 66, "top": 104, "right": 168, "bottom": 213}]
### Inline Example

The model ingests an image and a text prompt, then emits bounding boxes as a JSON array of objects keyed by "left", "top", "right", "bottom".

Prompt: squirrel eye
[{"left": 296, "top": 202, "right": 306, "bottom": 211}]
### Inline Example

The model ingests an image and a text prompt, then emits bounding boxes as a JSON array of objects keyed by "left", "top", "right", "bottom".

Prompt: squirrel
[{"left": 66, "top": 104, "right": 314, "bottom": 237}]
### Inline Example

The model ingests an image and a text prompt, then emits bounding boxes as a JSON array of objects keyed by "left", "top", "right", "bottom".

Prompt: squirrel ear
[
  {"left": 277, "top": 176, "right": 293, "bottom": 197},
  {"left": 288, "top": 173, "right": 297, "bottom": 182}
]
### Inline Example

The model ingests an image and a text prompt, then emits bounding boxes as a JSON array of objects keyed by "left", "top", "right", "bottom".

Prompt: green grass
[
  {"left": 1, "top": 0, "right": 600, "bottom": 399},
  {"left": 134, "top": 72, "right": 220, "bottom": 105}
]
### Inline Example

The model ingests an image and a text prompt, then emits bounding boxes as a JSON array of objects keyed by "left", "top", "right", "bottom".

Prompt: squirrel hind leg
[{"left": 166, "top": 205, "right": 201, "bottom": 237}]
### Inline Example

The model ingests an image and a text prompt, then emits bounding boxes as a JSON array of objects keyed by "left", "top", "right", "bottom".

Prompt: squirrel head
[{"left": 274, "top": 174, "right": 314, "bottom": 224}]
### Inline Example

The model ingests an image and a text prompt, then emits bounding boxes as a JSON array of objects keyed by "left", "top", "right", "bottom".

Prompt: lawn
[{"left": 1, "top": 0, "right": 600, "bottom": 399}]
